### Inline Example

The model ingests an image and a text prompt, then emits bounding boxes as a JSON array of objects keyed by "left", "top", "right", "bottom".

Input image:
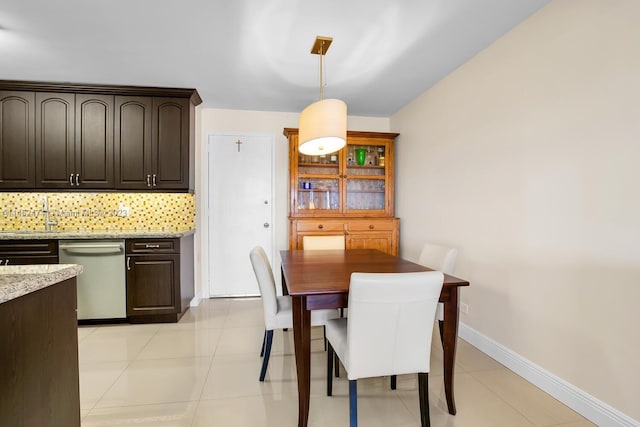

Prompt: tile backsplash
[{"left": 0, "top": 192, "right": 195, "bottom": 232}]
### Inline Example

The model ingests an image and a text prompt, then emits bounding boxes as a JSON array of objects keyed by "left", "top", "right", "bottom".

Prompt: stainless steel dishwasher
[{"left": 59, "top": 240, "right": 126, "bottom": 321}]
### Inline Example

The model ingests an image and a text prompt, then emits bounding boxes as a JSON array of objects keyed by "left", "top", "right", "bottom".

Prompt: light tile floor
[{"left": 78, "top": 298, "right": 595, "bottom": 426}]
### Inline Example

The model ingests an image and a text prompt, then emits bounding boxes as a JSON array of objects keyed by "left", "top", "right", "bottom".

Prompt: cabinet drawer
[
  {"left": 126, "top": 238, "right": 179, "bottom": 254},
  {"left": 3, "top": 256, "right": 58, "bottom": 265},
  {"left": 0, "top": 240, "right": 58, "bottom": 256},
  {"left": 346, "top": 220, "right": 397, "bottom": 232},
  {"left": 296, "top": 221, "right": 345, "bottom": 232}
]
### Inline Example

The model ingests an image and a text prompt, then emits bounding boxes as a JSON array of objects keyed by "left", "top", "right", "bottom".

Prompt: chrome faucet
[{"left": 43, "top": 195, "right": 58, "bottom": 231}]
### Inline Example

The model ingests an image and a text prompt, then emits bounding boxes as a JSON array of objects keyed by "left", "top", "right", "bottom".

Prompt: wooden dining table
[{"left": 280, "top": 249, "right": 470, "bottom": 427}]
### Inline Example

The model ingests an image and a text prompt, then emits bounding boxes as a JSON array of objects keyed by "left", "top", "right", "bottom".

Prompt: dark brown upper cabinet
[
  {"left": 152, "top": 97, "right": 190, "bottom": 189},
  {"left": 0, "top": 80, "right": 200, "bottom": 192},
  {"left": 0, "top": 91, "right": 35, "bottom": 189},
  {"left": 76, "top": 94, "right": 114, "bottom": 188},
  {"left": 115, "top": 97, "right": 190, "bottom": 190},
  {"left": 114, "top": 96, "right": 153, "bottom": 189},
  {"left": 35, "top": 93, "right": 114, "bottom": 189}
]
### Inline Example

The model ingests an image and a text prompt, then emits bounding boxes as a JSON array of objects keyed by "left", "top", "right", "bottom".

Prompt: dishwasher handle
[{"left": 59, "top": 243, "right": 124, "bottom": 255}]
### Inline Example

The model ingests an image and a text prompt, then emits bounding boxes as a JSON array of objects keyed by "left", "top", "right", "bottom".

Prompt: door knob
[{"left": 263, "top": 223, "right": 270, "bottom": 228}]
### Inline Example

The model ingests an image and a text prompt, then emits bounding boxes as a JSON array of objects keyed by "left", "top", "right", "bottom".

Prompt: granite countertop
[
  {"left": 0, "top": 229, "right": 195, "bottom": 240},
  {"left": 0, "top": 264, "right": 84, "bottom": 304}
]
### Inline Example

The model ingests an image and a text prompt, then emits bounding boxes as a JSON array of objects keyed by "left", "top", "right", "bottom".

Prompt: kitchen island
[{"left": 0, "top": 264, "right": 83, "bottom": 426}]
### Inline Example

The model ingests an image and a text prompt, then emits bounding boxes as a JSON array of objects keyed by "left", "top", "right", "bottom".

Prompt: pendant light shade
[
  {"left": 299, "top": 36, "right": 347, "bottom": 156},
  {"left": 299, "top": 98, "right": 347, "bottom": 155}
]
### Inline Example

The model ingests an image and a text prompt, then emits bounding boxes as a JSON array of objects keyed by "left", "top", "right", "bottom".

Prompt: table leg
[
  {"left": 292, "top": 295, "right": 311, "bottom": 427},
  {"left": 442, "top": 287, "right": 459, "bottom": 415}
]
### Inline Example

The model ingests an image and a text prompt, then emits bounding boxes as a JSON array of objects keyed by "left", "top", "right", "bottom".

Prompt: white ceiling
[{"left": 0, "top": 0, "right": 549, "bottom": 116}]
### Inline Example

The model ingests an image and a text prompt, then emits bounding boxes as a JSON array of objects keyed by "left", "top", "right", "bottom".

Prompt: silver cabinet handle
[
  {"left": 126, "top": 256, "right": 131, "bottom": 271},
  {"left": 152, "top": 174, "right": 157, "bottom": 187},
  {"left": 145, "top": 244, "right": 160, "bottom": 249},
  {"left": 69, "top": 174, "right": 74, "bottom": 186},
  {"left": 147, "top": 174, "right": 151, "bottom": 187},
  {"left": 3, "top": 259, "right": 8, "bottom": 265},
  {"left": 75, "top": 173, "right": 80, "bottom": 186}
]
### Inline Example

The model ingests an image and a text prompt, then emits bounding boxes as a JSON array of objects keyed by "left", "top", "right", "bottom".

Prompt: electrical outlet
[{"left": 460, "top": 302, "right": 469, "bottom": 315}]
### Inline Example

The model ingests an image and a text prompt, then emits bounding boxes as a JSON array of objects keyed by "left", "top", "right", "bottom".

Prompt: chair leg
[
  {"left": 390, "top": 375, "right": 397, "bottom": 390},
  {"left": 260, "top": 330, "right": 267, "bottom": 357},
  {"left": 349, "top": 380, "right": 358, "bottom": 427},
  {"left": 323, "top": 325, "right": 327, "bottom": 351},
  {"left": 327, "top": 343, "right": 334, "bottom": 396},
  {"left": 438, "top": 320, "right": 444, "bottom": 345},
  {"left": 335, "top": 352, "right": 340, "bottom": 377},
  {"left": 418, "top": 372, "right": 431, "bottom": 427},
  {"left": 259, "top": 330, "right": 274, "bottom": 381}
]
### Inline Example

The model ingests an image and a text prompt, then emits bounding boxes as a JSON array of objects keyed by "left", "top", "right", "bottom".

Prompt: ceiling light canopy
[{"left": 298, "top": 36, "right": 347, "bottom": 156}]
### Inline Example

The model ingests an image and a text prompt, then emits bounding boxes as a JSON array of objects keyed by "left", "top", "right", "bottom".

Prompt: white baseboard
[
  {"left": 458, "top": 322, "right": 639, "bottom": 427},
  {"left": 189, "top": 296, "right": 200, "bottom": 307}
]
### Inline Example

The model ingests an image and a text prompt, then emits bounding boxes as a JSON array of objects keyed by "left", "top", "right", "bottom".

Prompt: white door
[{"left": 207, "top": 134, "right": 274, "bottom": 297}]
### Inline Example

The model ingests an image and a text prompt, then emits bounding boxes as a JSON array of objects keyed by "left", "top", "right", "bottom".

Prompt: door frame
[{"left": 202, "top": 132, "right": 276, "bottom": 298}]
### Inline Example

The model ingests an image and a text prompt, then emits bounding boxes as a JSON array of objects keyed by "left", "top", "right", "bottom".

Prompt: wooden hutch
[{"left": 285, "top": 128, "right": 400, "bottom": 255}]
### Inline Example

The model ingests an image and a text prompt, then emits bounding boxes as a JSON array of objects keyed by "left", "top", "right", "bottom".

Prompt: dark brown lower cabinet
[
  {"left": 0, "top": 277, "right": 80, "bottom": 426},
  {"left": 0, "top": 239, "right": 58, "bottom": 265},
  {"left": 125, "top": 234, "right": 194, "bottom": 323}
]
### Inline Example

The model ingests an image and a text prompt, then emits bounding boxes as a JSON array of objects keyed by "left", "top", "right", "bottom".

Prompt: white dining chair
[
  {"left": 385, "top": 242, "right": 459, "bottom": 389},
  {"left": 325, "top": 271, "right": 444, "bottom": 427},
  {"left": 303, "top": 234, "right": 346, "bottom": 320},
  {"left": 249, "top": 246, "right": 339, "bottom": 381},
  {"left": 302, "top": 235, "right": 345, "bottom": 250},
  {"left": 418, "top": 242, "right": 458, "bottom": 340}
]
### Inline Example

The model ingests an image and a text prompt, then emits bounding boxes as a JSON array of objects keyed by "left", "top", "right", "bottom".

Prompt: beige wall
[
  {"left": 391, "top": 0, "right": 640, "bottom": 420},
  {"left": 193, "top": 109, "right": 389, "bottom": 299}
]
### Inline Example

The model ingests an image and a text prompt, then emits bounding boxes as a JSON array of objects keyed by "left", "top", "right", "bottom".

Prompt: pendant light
[{"left": 298, "top": 36, "right": 347, "bottom": 156}]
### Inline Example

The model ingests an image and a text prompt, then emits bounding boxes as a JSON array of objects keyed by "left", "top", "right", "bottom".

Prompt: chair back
[
  {"left": 249, "top": 246, "right": 278, "bottom": 329},
  {"left": 418, "top": 242, "right": 458, "bottom": 275},
  {"left": 302, "top": 235, "right": 345, "bottom": 250},
  {"left": 345, "top": 271, "right": 444, "bottom": 380}
]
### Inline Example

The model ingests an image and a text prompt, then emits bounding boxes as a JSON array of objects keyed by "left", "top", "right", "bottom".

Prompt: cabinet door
[
  {"left": 114, "top": 96, "right": 152, "bottom": 189},
  {"left": 0, "top": 91, "right": 35, "bottom": 188},
  {"left": 344, "top": 138, "right": 392, "bottom": 216},
  {"left": 126, "top": 254, "right": 180, "bottom": 316},
  {"left": 152, "top": 97, "right": 189, "bottom": 189},
  {"left": 290, "top": 132, "right": 341, "bottom": 215},
  {"left": 75, "top": 94, "right": 114, "bottom": 188},
  {"left": 346, "top": 232, "right": 395, "bottom": 255},
  {"left": 35, "top": 92, "right": 75, "bottom": 188}
]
